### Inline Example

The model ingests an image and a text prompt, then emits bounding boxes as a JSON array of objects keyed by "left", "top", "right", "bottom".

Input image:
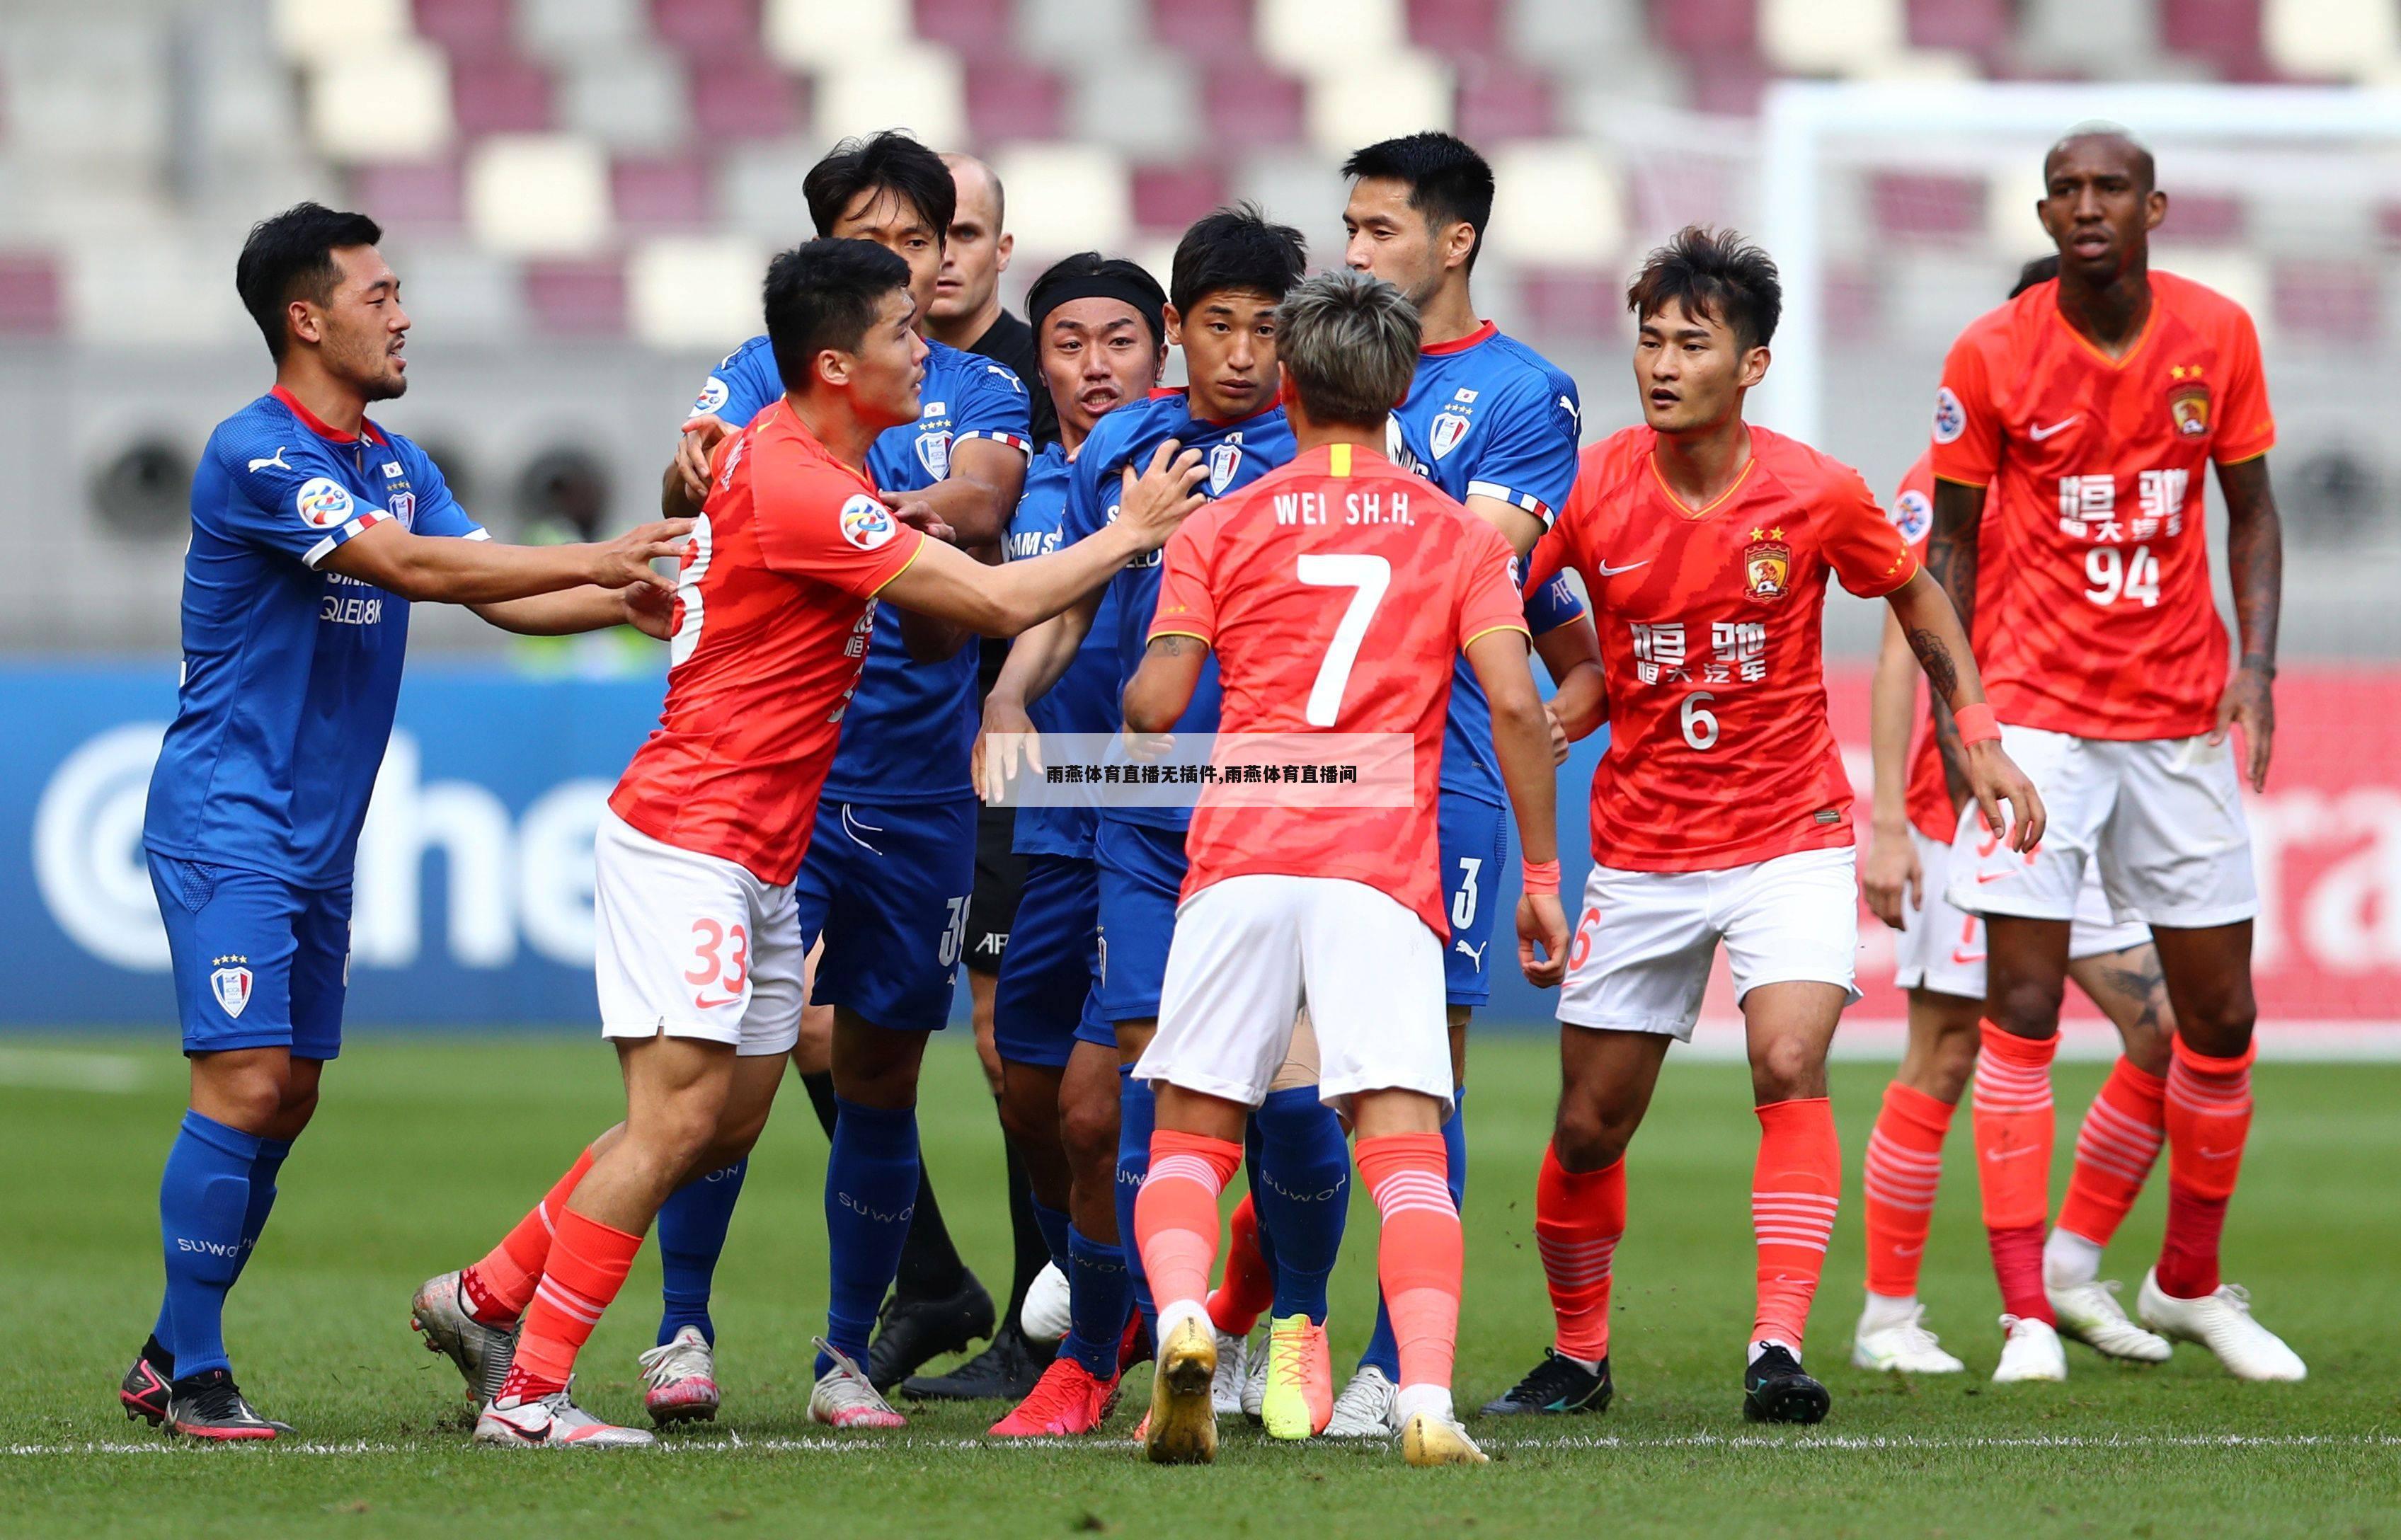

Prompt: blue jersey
[
  {"left": 694, "top": 333, "right": 1033, "bottom": 804},
  {"left": 1007, "top": 444, "right": 1121, "bottom": 859},
  {"left": 1388, "top": 323, "right": 1586, "bottom": 807},
  {"left": 1060, "top": 391, "right": 1293, "bottom": 834},
  {"left": 144, "top": 388, "right": 487, "bottom": 886}
]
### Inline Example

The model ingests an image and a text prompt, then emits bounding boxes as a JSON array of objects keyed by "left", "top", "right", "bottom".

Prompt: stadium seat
[
  {"left": 1304, "top": 53, "right": 1454, "bottom": 159},
  {"left": 628, "top": 233, "right": 767, "bottom": 347},
  {"left": 519, "top": 0, "right": 648, "bottom": 59},
  {"left": 558, "top": 50, "right": 692, "bottom": 151},
  {"left": 2015, "top": 0, "right": 2160, "bottom": 78},
  {"left": 813, "top": 47, "right": 965, "bottom": 151},
  {"left": 915, "top": 0, "right": 1016, "bottom": 52},
  {"left": 466, "top": 133, "right": 612, "bottom": 255},
  {"left": 1872, "top": 171, "right": 1986, "bottom": 240},
  {"left": 523, "top": 256, "right": 629, "bottom": 335},
  {"left": 685, "top": 57, "right": 804, "bottom": 141},
  {"left": 1405, "top": 0, "right": 1506, "bottom": 57},
  {"left": 1485, "top": 139, "right": 1623, "bottom": 269},
  {"left": 990, "top": 143, "right": 1133, "bottom": 255},
  {"left": 1202, "top": 66, "right": 1309, "bottom": 151},
  {"left": 2165, "top": 192, "right": 2247, "bottom": 242},
  {"left": 389, "top": 240, "right": 526, "bottom": 337},
  {"left": 720, "top": 142, "right": 825, "bottom": 241},
  {"left": 655, "top": 0, "right": 767, "bottom": 61},
  {"left": 2271, "top": 257, "right": 2380, "bottom": 340},
  {"left": 64, "top": 233, "right": 251, "bottom": 345},
  {"left": 1515, "top": 268, "right": 1620, "bottom": 340},
  {"left": 274, "top": 0, "right": 412, "bottom": 62},
  {"left": 309, "top": 41, "right": 456, "bottom": 161},
  {"left": 1506, "top": 0, "right": 1652, "bottom": 72},
  {"left": 1257, "top": 0, "right": 1409, "bottom": 75},
  {"left": 1020, "top": 0, "right": 1149, "bottom": 62},
  {"left": 1130, "top": 162, "right": 1230, "bottom": 235},
  {"left": 2161, "top": 0, "right": 2274, "bottom": 80},
  {"left": 612, "top": 155, "right": 717, "bottom": 229},
  {"left": 1152, "top": 0, "right": 1262, "bottom": 63},
  {"left": 0, "top": 18, "right": 173, "bottom": 167},
  {"left": 967, "top": 58, "right": 1067, "bottom": 144},
  {"left": 0, "top": 254, "right": 61, "bottom": 336},
  {"left": 2264, "top": 0, "right": 2401, "bottom": 81},
  {"left": 413, "top": 0, "right": 516, "bottom": 52},
  {"left": 1651, "top": 0, "right": 1757, "bottom": 54},
  {"left": 1455, "top": 57, "right": 1559, "bottom": 144},
  {"left": 449, "top": 54, "right": 555, "bottom": 137},
  {"left": 352, "top": 159, "right": 468, "bottom": 230},
  {"left": 1760, "top": 0, "right": 1906, "bottom": 76},
  {"left": 1907, "top": 0, "right": 2012, "bottom": 62},
  {"left": 764, "top": 0, "right": 912, "bottom": 67},
  {"left": 1068, "top": 53, "right": 1205, "bottom": 159}
]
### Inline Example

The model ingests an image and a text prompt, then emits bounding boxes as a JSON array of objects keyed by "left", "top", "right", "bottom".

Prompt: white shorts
[
  {"left": 1947, "top": 724, "right": 2257, "bottom": 929},
  {"left": 1894, "top": 829, "right": 2153, "bottom": 999},
  {"left": 1557, "top": 846, "right": 1863, "bottom": 1042},
  {"left": 1135, "top": 875, "right": 1450, "bottom": 1110},
  {"left": 593, "top": 810, "right": 808, "bottom": 1056}
]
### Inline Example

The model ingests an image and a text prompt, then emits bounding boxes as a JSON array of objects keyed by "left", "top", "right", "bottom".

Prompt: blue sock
[
  {"left": 149, "top": 1134, "right": 291, "bottom": 1367},
  {"left": 1361, "top": 1088, "right": 1467, "bottom": 1379},
  {"left": 1031, "top": 1200, "right": 1072, "bottom": 1272},
  {"left": 1060, "top": 1224, "right": 1133, "bottom": 1377},
  {"left": 818, "top": 1100, "right": 920, "bottom": 1377},
  {"left": 1113, "top": 1068, "right": 1157, "bottom": 1340},
  {"left": 157, "top": 1110, "right": 265, "bottom": 1380},
  {"left": 655, "top": 1156, "right": 747, "bottom": 1347},
  {"left": 1252, "top": 1086, "right": 1349, "bottom": 1325}
]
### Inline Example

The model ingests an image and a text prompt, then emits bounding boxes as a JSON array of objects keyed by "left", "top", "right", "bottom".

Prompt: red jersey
[
  {"left": 610, "top": 401, "right": 926, "bottom": 884},
  {"left": 1150, "top": 442, "right": 1529, "bottom": 938},
  {"left": 1932, "top": 272, "right": 2274, "bottom": 740},
  {"left": 1536, "top": 425, "right": 1917, "bottom": 873}
]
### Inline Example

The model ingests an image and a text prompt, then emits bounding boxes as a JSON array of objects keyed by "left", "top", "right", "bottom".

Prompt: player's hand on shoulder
[
  {"left": 1518, "top": 891, "right": 1569, "bottom": 989},
  {"left": 1116, "top": 440, "right": 1209, "bottom": 550},
  {"left": 675, "top": 416, "right": 732, "bottom": 506},
  {"left": 590, "top": 519, "right": 693, "bottom": 592},
  {"left": 1965, "top": 740, "right": 2045, "bottom": 855}
]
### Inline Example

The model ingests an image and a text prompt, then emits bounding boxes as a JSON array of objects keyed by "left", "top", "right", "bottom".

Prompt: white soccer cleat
[
  {"left": 2047, "top": 1277, "right": 2172, "bottom": 1364},
  {"left": 1324, "top": 1364, "right": 1400, "bottom": 1437},
  {"left": 1210, "top": 1328, "right": 1252, "bottom": 1418},
  {"left": 410, "top": 1270, "right": 519, "bottom": 1407},
  {"left": 1990, "top": 1314, "right": 2068, "bottom": 1383},
  {"left": 1849, "top": 1301, "right": 1966, "bottom": 1374},
  {"left": 474, "top": 1384, "right": 655, "bottom": 1449},
  {"left": 1021, "top": 1262, "right": 1072, "bottom": 1344},
  {"left": 1239, "top": 1331, "right": 1270, "bottom": 1423},
  {"left": 2136, "top": 1271, "right": 2306, "bottom": 1382},
  {"left": 808, "top": 1338, "right": 907, "bottom": 1429},
  {"left": 637, "top": 1325, "right": 721, "bottom": 1425}
]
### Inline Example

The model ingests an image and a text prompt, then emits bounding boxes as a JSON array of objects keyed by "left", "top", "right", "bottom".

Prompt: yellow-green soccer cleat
[
  {"left": 1142, "top": 1318, "right": 1220, "bottom": 1465},
  {"left": 1258, "top": 1314, "right": 1331, "bottom": 1440}
]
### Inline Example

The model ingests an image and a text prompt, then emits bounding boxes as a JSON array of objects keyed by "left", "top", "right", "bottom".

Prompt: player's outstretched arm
[
  {"left": 1923, "top": 478, "right": 1986, "bottom": 810},
  {"left": 471, "top": 583, "right": 676, "bottom": 640},
  {"left": 1122, "top": 633, "right": 1205, "bottom": 738},
  {"left": 975, "top": 594, "right": 1104, "bottom": 803},
  {"left": 1884, "top": 567, "right": 2044, "bottom": 854},
  {"left": 1534, "top": 618, "right": 1607, "bottom": 748},
  {"left": 2212, "top": 454, "right": 2283, "bottom": 791},
  {"left": 905, "top": 438, "right": 1025, "bottom": 548},
  {"left": 1862, "top": 609, "right": 1924, "bottom": 929},
  {"left": 321, "top": 517, "right": 689, "bottom": 607},
  {"left": 1467, "top": 628, "right": 1568, "bottom": 987}
]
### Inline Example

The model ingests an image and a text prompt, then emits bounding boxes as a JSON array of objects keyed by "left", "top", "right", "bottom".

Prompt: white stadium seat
[
  {"left": 517, "top": 0, "right": 648, "bottom": 62},
  {"left": 764, "top": 0, "right": 915, "bottom": 69},
  {"left": 1257, "top": 0, "right": 1407, "bottom": 76},
  {"left": 1303, "top": 53, "right": 1453, "bottom": 162},
  {"left": 272, "top": 0, "right": 410, "bottom": 64},
  {"left": 1485, "top": 140, "right": 1624, "bottom": 271},
  {"left": 628, "top": 234, "right": 770, "bottom": 349},
  {"left": 989, "top": 143, "right": 1133, "bottom": 255},
  {"left": 466, "top": 133, "right": 613, "bottom": 257},
  {"left": 559, "top": 50, "right": 694, "bottom": 153},
  {"left": 2265, "top": 0, "right": 2401, "bottom": 83},
  {"left": 811, "top": 46, "right": 965, "bottom": 157},
  {"left": 1068, "top": 52, "right": 1203, "bottom": 161},
  {"left": 1019, "top": 0, "right": 1147, "bottom": 63},
  {"left": 306, "top": 41, "right": 454, "bottom": 163},
  {"left": 1760, "top": 0, "right": 1904, "bottom": 77}
]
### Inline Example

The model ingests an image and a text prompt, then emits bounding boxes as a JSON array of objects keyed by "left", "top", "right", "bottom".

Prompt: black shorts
[{"left": 966, "top": 802, "right": 1026, "bottom": 975}]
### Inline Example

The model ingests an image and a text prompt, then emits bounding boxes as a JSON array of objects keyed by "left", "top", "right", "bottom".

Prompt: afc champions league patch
[
  {"left": 1741, "top": 527, "right": 1792, "bottom": 605},
  {"left": 839, "top": 493, "right": 898, "bottom": 551},
  {"left": 1429, "top": 408, "right": 1472, "bottom": 460},
  {"left": 692, "top": 376, "right": 731, "bottom": 418},
  {"left": 1208, "top": 441, "right": 1243, "bottom": 494},
  {"left": 294, "top": 476, "right": 354, "bottom": 529},
  {"left": 1890, "top": 488, "right": 1932, "bottom": 545},
  {"left": 209, "top": 957, "right": 253, "bottom": 1019},
  {"left": 1932, "top": 385, "right": 1966, "bottom": 444},
  {"left": 2168, "top": 373, "right": 2211, "bottom": 438}
]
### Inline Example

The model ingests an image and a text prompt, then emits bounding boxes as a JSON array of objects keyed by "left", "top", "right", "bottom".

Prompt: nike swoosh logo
[
  {"left": 692, "top": 994, "right": 742, "bottom": 1010},
  {"left": 1975, "top": 871, "right": 2015, "bottom": 884},
  {"left": 1595, "top": 561, "right": 1649, "bottom": 578},
  {"left": 1984, "top": 1147, "right": 2037, "bottom": 1162},
  {"left": 2029, "top": 416, "right": 2080, "bottom": 441},
  {"left": 1894, "top": 1243, "right": 1925, "bottom": 1257},
  {"left": 1950, "top": 950, "right": 1985, "bottom": 965},
  {"left": 2199, "top": 1146, "right": 2240, "bottom": 1159}
]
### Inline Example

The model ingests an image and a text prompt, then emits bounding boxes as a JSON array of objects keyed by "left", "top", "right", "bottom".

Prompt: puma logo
[
  {"left": 247, "top": 447, "right": 291, "bottom": 473},
  {"left": 1452, "top": 939, "right": 1489, "bottom": 967}
]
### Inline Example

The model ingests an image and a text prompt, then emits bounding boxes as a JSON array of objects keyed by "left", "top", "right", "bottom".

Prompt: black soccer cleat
[
  {"left": 865, "top": 1272, "right": 996, "bottom": 1391},
  {"left": 164, "top": 1369, "right": 292, "bottom": 1442},
  {"left": 1742, "top": 1343, "right": 1830, "bottom": 1425},
  {"left": 119, "top": 1338, "right": 173, "bottom": 1427},
  {"left": 900, "top": 1320, "right": 1053, "bottom": 1402},
  {"left": 1479, "top": 1348, "right": 1615, "bottom": 1417}
]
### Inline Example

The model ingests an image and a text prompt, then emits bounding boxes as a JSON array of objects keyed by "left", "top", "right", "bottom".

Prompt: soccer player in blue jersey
[{"left": 124, "top": 203, "right": 689, "bottom": 1440}]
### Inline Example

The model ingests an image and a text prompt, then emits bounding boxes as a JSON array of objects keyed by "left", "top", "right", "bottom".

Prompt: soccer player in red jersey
[
  {"left": 1496, "top": 228, "right": 2040, "bottom": 1427},
  {"left": 1926, "top": 124, "right": 2303, "bottom": 1383},
  {"left": 1853, "top": 258, "right": 2180, "bottom": 1378},
  {"left": 1119, "top": 270, "right": 1569, "bottom": 1468},
  {"left": 411, "top": 239, "right": 1207, "bottom": 1447}
]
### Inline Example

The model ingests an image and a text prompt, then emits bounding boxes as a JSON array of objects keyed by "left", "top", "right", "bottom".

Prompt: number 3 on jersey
[{"left": 1297, "top": 553, "right": 1391, "bottom": 725}]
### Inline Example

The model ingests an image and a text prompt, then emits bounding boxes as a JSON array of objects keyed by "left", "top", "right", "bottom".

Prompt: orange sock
[
  {"left": 1357, "top": 1133, "right": 1462, "bottom": 1398},
  {"left": 1862, "top": 1081, "right": 1953, "bottom": 1299},
  {"left": 462, "top": 1144, "right": 594, "bottom": 1324},
  {"left": 1134, "top": 1130, "right": 1242, "bottom": 1326},
  {"left": 501, "top": 1206, "right": 641, "bottom": 1398},
  {"left": 2156, "top": 1038, "right": 2254, "bottom": 1299},
  {"left": 1751, "top": 1098, "right": 1840, "bottom": 1353},
  {"left": 1973, "top": 1021, "right": 2057, "bottom": 1323},
  {"left": 2056, "top": 1055, "right": 2167, "bottom": 1247},
  {"left": 1534, "top": 1142, "right": 1623, "bottom": 1363},
  {"left": 1208, "top": 1193, "right": 1273, "bottom": 1336}
]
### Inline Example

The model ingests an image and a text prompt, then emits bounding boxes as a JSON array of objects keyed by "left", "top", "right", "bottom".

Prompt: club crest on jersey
[
  {"left": 209, "top": 957, "right": 253, "bottom": 1019},
  {"left": 294, "top": 477, "right": 354, "bottom": 529},
  {"left": 389, "top": 492, "right": 416, "bottom": 529},
  {"left": 2167, "top": 374, "right": 2211, "bottom": 437},
  {"left": 1208, "top": 442, "right": 1242, "bottom": 493},
  {"left": 916, "top": 428, "right": 952, "bottom": 481},
  {"left": 1741, "top": 527, "right": 1792, "bottom": 605},
  {"left": 839, "top": 494, "right": 898, "bottom": 550},
  {"left": 1890, "top": 488, "right": 1932, "bottom": 544},
  {"left": 1932, "top": 386, "right": 1966, "bottom": 444},
  {"left": 1430, "top": 409, "right": 1472, "bottom": 460}
]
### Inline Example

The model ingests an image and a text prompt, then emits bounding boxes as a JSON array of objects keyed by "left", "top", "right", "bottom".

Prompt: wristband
[
  {"left": 1954, "top": 702, "right": 2000, "bottom": 747},
  {"left": 1521, "top": 858, "right": 1560, "bottom": 897}
]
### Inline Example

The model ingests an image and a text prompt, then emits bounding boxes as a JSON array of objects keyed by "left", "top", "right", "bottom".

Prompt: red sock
[
  {"left": 500, "top": 1205, "right": 641, "bottom": 1399},
  {"left": 1133, "top": 1130, "right": 1242, "bottom": 1321},
  {"left": 1972, "top": 1021, "right": 2056, "bottom": 1323},
  {"left": 1534, "top": 1143, "right": 1623, "bottom": 1362},
  {"left": 462, "top": 1144, "right": 594, "bottom": 1325},
  {"left": 2155, "top": 1038, "right": 2253, "bottom": 1299},
  {"left": 1862, "top": 1081, "right": 1953, "bottom": 1299},
  {"left": 1356, "top": 1133, "right": 1462, "bottom": 1398},
  {"left": 2056, "top": 1056, "right": 2167, "bottom": 1248},
  {"left": 1208, "top": 1194, "right": 1273, "bottom": 1336},
  {"left": 1751, "top": 1098, "right": 1840, "bottom": 1353}
]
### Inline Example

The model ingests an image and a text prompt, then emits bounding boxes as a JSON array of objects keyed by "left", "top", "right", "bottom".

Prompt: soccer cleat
[
  {"left": 1021, "top": 1262, "right": 1072, "bottom": 1344},
  {"left": 637, "top": 1325, "right": 720, "bottom": 1425},
  {"left": 411, "top": 1269, "right": 520, "bottom": 1408},
  {"left": 1400, "top": 1412, "right": 1489, "bottom": 1467},
  {"left": 1239, "top": 1329, "right": 1270, "bottom": 1421},
  {"left": 810, "top": 1338, "right": 907, "bottom": 1429},
  {"left": 1479, "top": 1349, "right": 1614, "bottom": 1417},
  {"left": 1850, "top": 1301, "right": 1966, "bottom": 1374},
  {"left": 987, "top": 1355, "right": 1120, "bottom": 1437},
  {"left": 1210, "top": 1328, "right": 1253, "bottom": 1418},
  {"left": 474, "top": 1385, "right": 656, "bottom": 1448},
  {"left": 864, "top": 1272, "right": 996, "bottom": 1391},
  {"left": 904, "top": 1321, "right": 1050, "bottom": 1402},
  {"left": 164, "top": 1369, "right": 290, "bottom": 1442},
  {"left": 119, "top": 1340, "right": 173, "bottom": 1427},
  {"left": 1258, "top": 1314, "right": 1332, "bottom": 1440},
  {"left": 1991, "top": 1315, "right": 2069, "bottom": 1382},
  {"left": 1324, "top": 1364, "right": 1399, "bottom": 1438},
  {"left": 2136, "top": 1271, "right": 2306, "bottom": 1382},
  {"left": 1741, "top": 1343, "right": 1830, "bottom": 1424},
  {"left": 1142, "top": 1318, "right": 1219, "bottom": 1465},
  {"left": 2048, "top": 1277, "right": 2172, "bottom": 1364}
]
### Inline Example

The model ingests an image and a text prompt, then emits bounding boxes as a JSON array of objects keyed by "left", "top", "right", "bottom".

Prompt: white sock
[
  {"left": 1557, "top": 1352, "right": 1603, "bottom": 1374},
  {"left": 2042, "top": 1228, "right": 2104, "bottom": 1289},
  {"left": 1392, "top": 1383, "right": 1455, "bottom": 1427},
  {"left": 1748, "top": 1337, "right": 1797, "bottom": 1365},
  {"left": 1156, "top": 1299, "right": 1210, "bottom": 1351},
  {"left": 1859, "top": 1292, "right": 1920, "bottom": 1332}
]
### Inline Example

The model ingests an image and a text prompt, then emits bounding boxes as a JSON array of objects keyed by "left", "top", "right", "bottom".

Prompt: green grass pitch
[{"left": 0, "top": 1033, "right": 2393, "bottom": 1538}]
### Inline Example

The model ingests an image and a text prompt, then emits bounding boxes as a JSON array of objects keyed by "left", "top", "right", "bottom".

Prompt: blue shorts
[
  {"left": 794, "top": 796, "right": 976, "bottom": 1034},
  {"left": 147, "top": 852, "right": 351, "bottom": 1060},
  {"left": 993, "top": 854, "right": 1100, "bottom": 1069},
  {"left": 1094, "top": 818, "right": 1186, "bottom": 1025},
  {"left": 1438, "top": 793, "right": 1512, "bottom": 1009}
]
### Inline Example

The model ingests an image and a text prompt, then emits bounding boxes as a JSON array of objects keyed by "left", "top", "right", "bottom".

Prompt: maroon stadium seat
[
  {"left": 1906, "top": 0, "right": 2011, "bottom": 64},
  {"left": 612, "top": 156, "right": 716, "bottom": 229},
  {"left": 1517, "top": 269, "right": 1620, "bottom": 341},
  {"left": 1651, "top": 0, "right": 1756, "bottom": 53},
  {"left": 1201, "top": 66, "right": 1307, "bottom": 149},
  {"left": 2274, "top": 258, "right": 2380, "bottom": 343},
  {"left": 1132, "top": 161, "right": 1230, "bottom": 233},
  {"left": 413, "top": 0, "right": 516, "bottom": 52},
  {"left": 450, "top": 54, "right": 555, "bottom": 137},
  {"left": 350, "top": 160, "right": 467, "bottom": 229},
  {"left": 1456, "top": 57, "right": 1557, "bottom": 144},
  {"left": 0, "top": 253, "right": 61, "bottom": 336},
  {"left": 1152, "top": 0, "right": 1260, "bottom": 63},
  {"left": 525, "top": 258, "right": 629, "bottom": 335},
  {"left": 1870, "top": 171, "right": 1985, "bottom": 241},
  {"left": 2163, "top": 192, "right": 2245, "bottom": 242},
  {"left": 1406, "top": 0, "right": 1506, "bottom": 56},
  {"left": 2160, "top": 0, "right": 2273, "bottom": 80},
  {"left": 915, "top": 0, "right": 1015, "bottom": 52},
  {"left": 651, "top": 0, "right": 764, "bottom": 59},
  {"left": 967, "top": 57, "right": 1067, "bottom": 143},
  {"left": 686, "top": 57, "right": 804, "bottom": 140}
]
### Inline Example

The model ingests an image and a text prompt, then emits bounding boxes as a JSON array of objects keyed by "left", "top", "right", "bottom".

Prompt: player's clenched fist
[
  {"left": 1965, "top": 738, "right": 2045, "bottom": 854},
  {"left": 1517, "top": 890, "right": 1569, "bottom": 988},
  {"left": 1113, "top": 440, "right": 1210, "bottom": 550},
  {"left": 589, "top": 518, "right": 694, "bottom": 592},
  {"left": 675, "top": 415, "right": 732, "bottom": 505}
]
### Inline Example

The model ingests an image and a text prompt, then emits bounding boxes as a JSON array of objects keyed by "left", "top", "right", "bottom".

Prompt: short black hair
[
  {"left": 1026, "top": 252, "right": 1169, "bottom": 347},
  {"left": 1169, "top": 204, "right": 1307, "bottom": 319},
  {"left": 2010, "top": 253, "right": 2061, "bottom": 299},
  {"left": 804, "top": 132, "right": 956, "bottom": 245},
  {"left": 1341, "top": 131, "right": 1496, "bottom": 271},
  {"left": 763, "top": 238, "right": 914, "bottom": 394},
  {"left": 1627, "top": 225, "right": 1782, "bottom": 352},
  {"left": 236, "top": 201, "right": 384, "bottom": 362}
]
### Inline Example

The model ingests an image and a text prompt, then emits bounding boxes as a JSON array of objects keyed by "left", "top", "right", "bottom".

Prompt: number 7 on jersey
[{"left": 1297, "top": 553, "right": 1392, "bottom": 726}]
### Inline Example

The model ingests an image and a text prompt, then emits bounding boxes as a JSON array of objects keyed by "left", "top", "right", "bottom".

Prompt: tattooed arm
[
  {"left": 2213, "top": 455, "right": 2282, "bottom": 791},
  {"left": 1886, "top": 565, "right": 2046, "bottom": 851},
  {"left": 1923, "top": 478, "right": 1988, "bottom": 812},
  {"left": 1123, "top": 633, "right": 1208, "bottom": 737}
]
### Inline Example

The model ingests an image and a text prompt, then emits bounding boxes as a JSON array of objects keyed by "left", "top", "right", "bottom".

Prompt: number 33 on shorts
[{"left": 685, "top": 916, "right": 751, "bottom": 1012}]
